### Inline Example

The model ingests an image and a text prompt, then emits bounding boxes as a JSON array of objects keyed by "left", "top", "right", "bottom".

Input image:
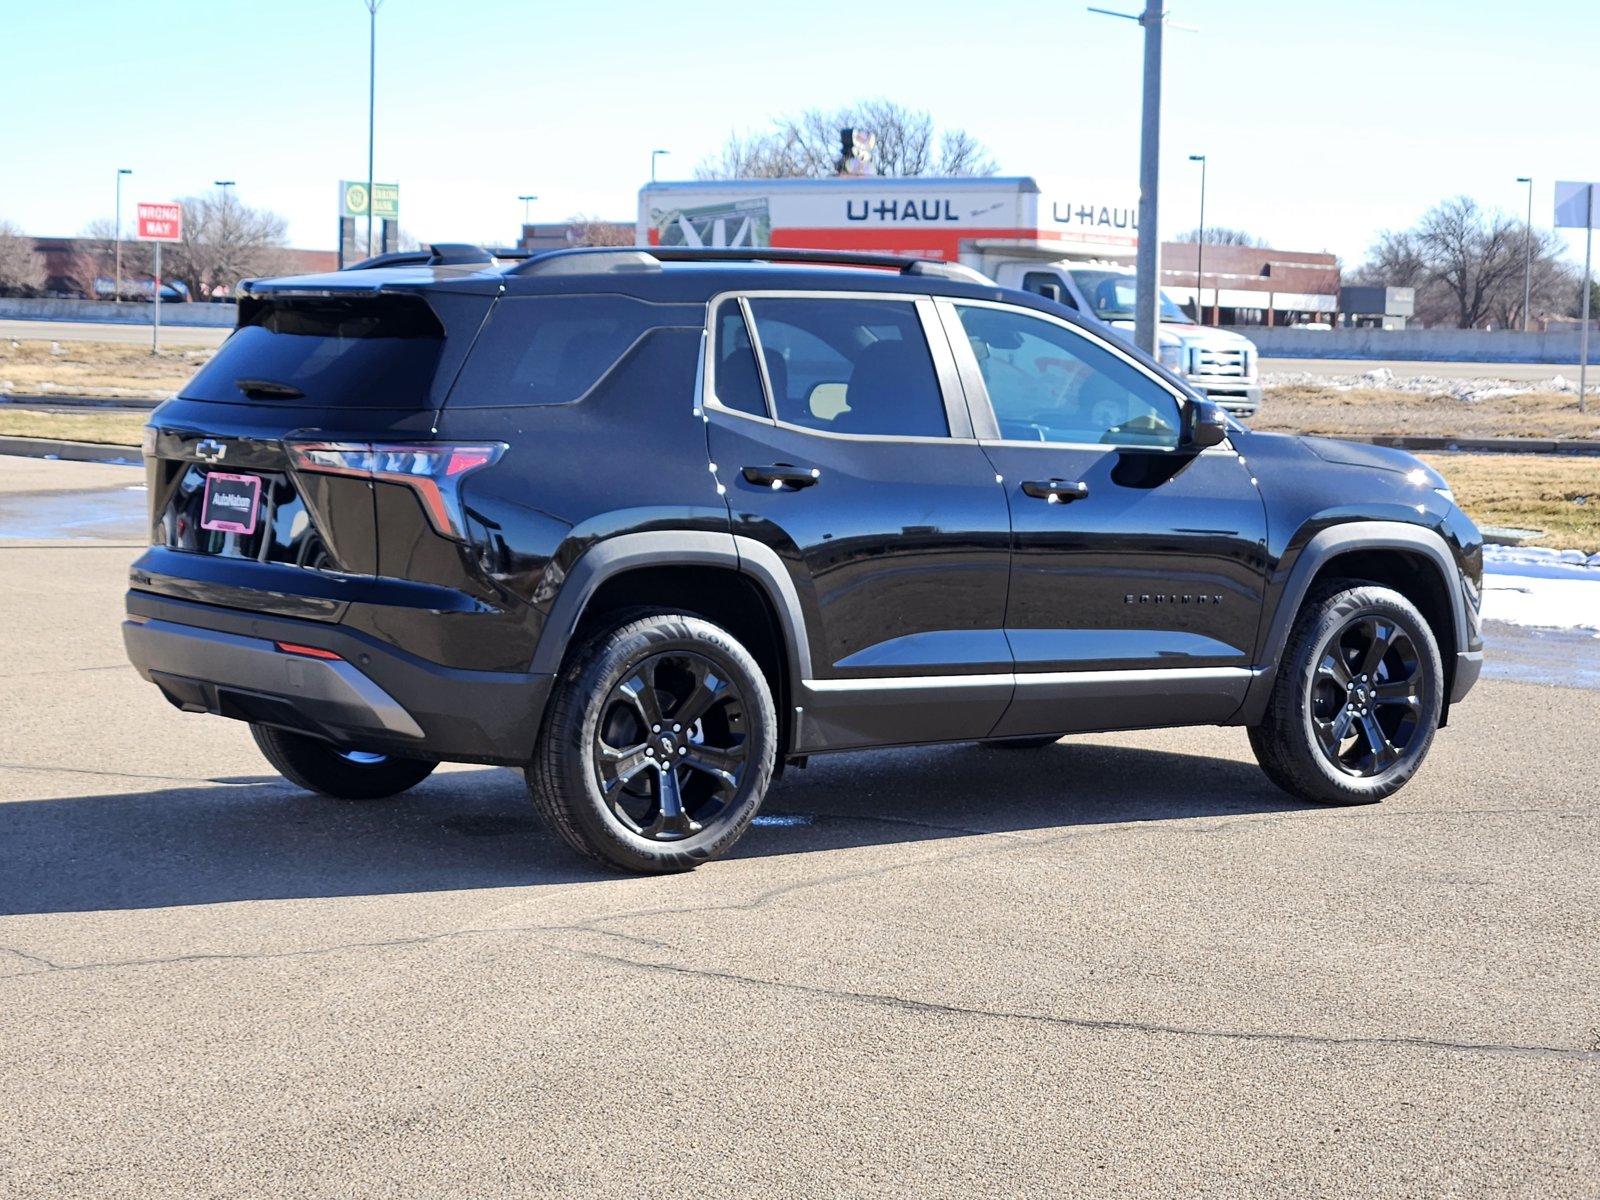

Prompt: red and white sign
[{"left": 136, "top": 202, "right": 183, "bottom": 242}]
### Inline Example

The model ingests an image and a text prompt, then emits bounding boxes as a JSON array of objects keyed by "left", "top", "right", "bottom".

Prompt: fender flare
[
  {"left": 1235, "top": 520, "right": 1469, "bottom": 725},
  {"left": 528, "top": 530, "right": 813, "bottom": 687}
]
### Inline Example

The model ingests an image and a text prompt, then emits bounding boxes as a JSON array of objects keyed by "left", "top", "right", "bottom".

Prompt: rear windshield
[{"left": 182, "top": 296, "right": 445, "bottom": 408}]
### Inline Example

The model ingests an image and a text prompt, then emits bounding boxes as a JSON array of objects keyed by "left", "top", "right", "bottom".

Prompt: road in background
[
  {"left": 2, "top": 458, "right": 1597, "bottom": 1197},
  {"left": 1263, "top": 357, "right": 1580, "bottom": 383},
  {"left": 0, "top": 319, "right": 229, "bottom": 348}
]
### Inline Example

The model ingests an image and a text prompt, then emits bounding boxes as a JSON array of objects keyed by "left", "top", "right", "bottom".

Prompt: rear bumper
[{"left": 123, "top": 591, "right": 553, "bottom": 766}]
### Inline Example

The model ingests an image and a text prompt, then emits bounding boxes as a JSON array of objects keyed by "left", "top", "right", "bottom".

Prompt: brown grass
[
  {"left": 1418, "top": 454, "right": 1600, "bottom": 553},
  {"left": 0, "top": 408, "right": 147, "bottom": 446},
  {"left": 0, "top": 339, "right": 209, "bottom": 399},
  {"left": 1258, "top": 385, "right": 1600, "bottom": 442}
]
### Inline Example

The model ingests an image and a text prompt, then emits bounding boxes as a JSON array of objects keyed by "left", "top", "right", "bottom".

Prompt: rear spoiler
[{"left": 344, "top": 243, "right": 533, "bottom": 270}]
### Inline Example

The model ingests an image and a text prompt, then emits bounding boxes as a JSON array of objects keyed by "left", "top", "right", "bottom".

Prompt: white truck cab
[
  {"left": 976, "top": 250, "right": 1262, "bottom": 415},
  {"left": 639, "top": 175, "right": 1265, "bottom": 416}
]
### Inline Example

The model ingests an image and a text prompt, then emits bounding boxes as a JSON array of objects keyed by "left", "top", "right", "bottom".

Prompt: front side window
[
  {"left": 742, "top": 297, "right": 948, "bottom": 438},
  {"left": 953, "top": 304, "right": 1182, "bottom": 449}
]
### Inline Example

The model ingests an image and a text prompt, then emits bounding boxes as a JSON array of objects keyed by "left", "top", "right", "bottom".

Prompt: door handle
[
  {"left": 1020, "top": 478, "right": 1089, "bottom": 504},
  {"left": 742, "top": 464, "right": 820, "bottom": 491}
]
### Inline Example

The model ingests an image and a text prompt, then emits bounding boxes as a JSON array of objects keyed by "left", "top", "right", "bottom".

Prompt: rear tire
[
  {"left": 1249, "top": 583, "right": 1443, "bottom": 805},
  {"left": 527, "top": 612, "right": 777, "bottom": 874},
  {"left": 250, "top": 725, "right": 437, "bottom": 800}
]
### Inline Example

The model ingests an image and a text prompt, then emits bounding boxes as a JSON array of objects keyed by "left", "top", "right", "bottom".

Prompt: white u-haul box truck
[{"left": 638, "top": 176, "right": 1262, "bottom": 414}]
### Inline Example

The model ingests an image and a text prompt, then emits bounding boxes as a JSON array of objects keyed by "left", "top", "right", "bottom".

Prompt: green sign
[{"left": 340, "top": 180, "right": 399, "bottom": 220}]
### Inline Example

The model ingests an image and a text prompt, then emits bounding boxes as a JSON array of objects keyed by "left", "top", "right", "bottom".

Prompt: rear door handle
[
  {"left": 1020, "top": 478, "right": 1089, "bottom": 504},
  {"left": 742, "top": 464, "right": 820, "bottom": 491}
]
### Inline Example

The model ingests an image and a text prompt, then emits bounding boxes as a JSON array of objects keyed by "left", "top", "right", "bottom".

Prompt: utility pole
[
  {"left": 1090, "top": 1, "right": 1170, "bottom": 356},
  {"left": 1581, "top": 183, "right": 1593, "bottom": 415},
  {"left": 1190, "top": 153, "right": 1206, "bottom": 325},
  {"left": 1516, "top": 176, "right": 1533, "bottom": 332},
  {"left": 114, "top": 168, "right": 132, "bottom": 303},
  {"left": 364, "top": 0, "right": 382, "bottom": 259}
]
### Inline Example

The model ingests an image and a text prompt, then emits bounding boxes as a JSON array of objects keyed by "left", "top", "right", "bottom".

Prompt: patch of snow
[
  {"left": 1481, "top": 571, "right": 1600, "bottom": 636},
  {"left": 1263, "top": 369, "right": 1579, "bottom": 404}
]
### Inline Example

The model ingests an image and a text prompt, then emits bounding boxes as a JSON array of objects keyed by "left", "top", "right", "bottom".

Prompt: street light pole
[
  {"left": 651, "top": 149, "right": 670, "bottom": 183},
  {"left": 1189, "top": 153, "right": 1206, "bottom": 325},
  {"left": 364, "top": 0, "right": 382, "bottom": 259},
  {"left": 114, "top": 168, "right": 132, "bottom": 303},
  {"left": 1090, "top": 0, "right": 1168, "bottom": 356},
  {"left": 1517, "top": 176, "right": 1533, "bottom": 332}
]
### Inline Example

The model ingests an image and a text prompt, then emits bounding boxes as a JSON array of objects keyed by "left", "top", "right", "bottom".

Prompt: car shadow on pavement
[{"left": 0, "top": 740, "right": 1310, "bottom": 915}]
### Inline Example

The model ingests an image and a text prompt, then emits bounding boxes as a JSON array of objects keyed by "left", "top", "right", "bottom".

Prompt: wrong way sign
[{"left": 136, "top": 202, "right": 182, "bottom": 242}]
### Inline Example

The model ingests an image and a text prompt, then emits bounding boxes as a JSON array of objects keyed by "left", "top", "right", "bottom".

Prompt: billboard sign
[
  {"left": 136, "top": 202, "right": 182, "bottom": 242},
  {"left": 341, "top": 181, "right": 400, "bottom": 220}
]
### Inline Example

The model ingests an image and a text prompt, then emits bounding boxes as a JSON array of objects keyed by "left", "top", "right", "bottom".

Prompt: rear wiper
[{"left": 235, "top": 377, "right": 305, "bottom": 400}]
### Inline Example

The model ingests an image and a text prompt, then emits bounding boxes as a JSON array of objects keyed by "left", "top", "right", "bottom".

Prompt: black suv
[{"left": 124, "top": 245, "right": 1483, "bottom": 872}]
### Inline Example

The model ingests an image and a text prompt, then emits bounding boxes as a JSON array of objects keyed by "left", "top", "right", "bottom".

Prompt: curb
[
  {"left": 0, "top": 435, "right": 141, "bottom": 465},
  {"left": 1336, "top": 433, "right": 1600, "bottom": 457},
  {"left": 1, "top": 393, "right": 163, "bottom": 411}
]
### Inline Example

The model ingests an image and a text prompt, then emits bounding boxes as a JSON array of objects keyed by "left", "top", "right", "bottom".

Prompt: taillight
[{"left": 285, "top": 441, "right": 506, "bottom": 541}]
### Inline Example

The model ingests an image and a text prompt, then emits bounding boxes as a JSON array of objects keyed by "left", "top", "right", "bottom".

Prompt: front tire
[
  {"left": 1249, "top": 584, "right": 1443, "bottom": 805},
  {"left": 250, "top": 725, "right": 437, "bottom": 800},
  {"left": 527, "top": 612, "right": 777, "bottom": 874}
]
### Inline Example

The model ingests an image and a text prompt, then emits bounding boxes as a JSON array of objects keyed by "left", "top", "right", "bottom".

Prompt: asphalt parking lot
[{"left": 2, "top": 457, "right": 1596, "bottom": 1198}]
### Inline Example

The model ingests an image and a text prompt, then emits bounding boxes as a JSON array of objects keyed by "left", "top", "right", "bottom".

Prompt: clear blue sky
[{"left": 2, "top": 0, "right": 1595, "bottom": 266}]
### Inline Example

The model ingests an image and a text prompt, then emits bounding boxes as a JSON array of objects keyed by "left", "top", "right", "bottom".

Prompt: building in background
[{"left": 1159, "top": 243, "right": 1340, "bottom": 328}]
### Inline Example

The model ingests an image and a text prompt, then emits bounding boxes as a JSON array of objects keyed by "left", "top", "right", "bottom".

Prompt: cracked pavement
[{"left": 1, "top": 458, "right": 1597, "bottom": 1198}]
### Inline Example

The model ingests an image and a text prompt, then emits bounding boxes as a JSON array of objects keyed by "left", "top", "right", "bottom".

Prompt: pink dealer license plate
[{"left": 199, "top": 471, "right": 262, "bottom": 535}]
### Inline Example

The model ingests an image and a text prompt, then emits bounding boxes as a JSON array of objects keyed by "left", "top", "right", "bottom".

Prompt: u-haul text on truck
[{"left": 638, "top": 176, "right": 1262, "bottom": 414}]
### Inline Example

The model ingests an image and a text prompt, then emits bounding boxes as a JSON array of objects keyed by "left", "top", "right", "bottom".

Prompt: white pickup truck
[
  {"left": 639, "top": 175, "right": 1265, "bottom": 416},
  {"left": 967, "top": 246, "right": 1262, "bottom": 415}
]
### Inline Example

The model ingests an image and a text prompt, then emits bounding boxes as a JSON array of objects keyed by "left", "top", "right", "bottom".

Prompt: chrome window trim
[
  {"left": 935, "top": 296, "right": 1200, "bottom": 454},
  {"left": 699, "top": 287, "right": 979, "bottom": 446}
]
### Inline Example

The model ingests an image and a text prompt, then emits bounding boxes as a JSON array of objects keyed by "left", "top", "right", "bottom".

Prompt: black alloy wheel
[
  {"left": 1249, "top": 583, "right": 1443, "bottom": 806},
  {"left": 593, "top": 650, "right": 751, "bottom": 841},
  {"left": 528, "top": 612, "right": 777, "bottom": 873},
  {"left": 1308, "top": 615, "right": 1427, "bottom": 778}
]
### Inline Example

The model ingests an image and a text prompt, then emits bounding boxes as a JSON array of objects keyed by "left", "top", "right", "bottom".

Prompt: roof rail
[{"left": 509, "top": 244, "right": 994, "bottom": 284}]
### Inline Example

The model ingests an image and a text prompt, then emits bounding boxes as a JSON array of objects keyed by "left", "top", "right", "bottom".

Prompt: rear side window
[
  {"left": 183, "top": 296, "right": 444, "bottom": 408},
  {"left": 449, "top": 294, "right": 698, "bottom": 407},
  {"left": 711, "top": 300, "right": 769, "bottom": 418},
  {"left": 743, "top": 297, "right": 948, "bottom": 438}
]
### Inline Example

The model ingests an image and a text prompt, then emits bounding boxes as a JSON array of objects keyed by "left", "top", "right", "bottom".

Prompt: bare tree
[
  {"left": 1355, "top": 196, "right": 1550, "bottom": 329},
  {"left": 0, "top": 220, "right": 45, "bottom": 294},
  {"left": 85, "top": 189, "right": 289, "bottom": 299},
  {"left": 1172, "top": 226, "right": 1267, "bottom": 247},
  {"left": 565, "top": 216, "right": 634, "bottom": 247},
  {"left": 697, "top": 99, "right": 997, "bottom": 179}
]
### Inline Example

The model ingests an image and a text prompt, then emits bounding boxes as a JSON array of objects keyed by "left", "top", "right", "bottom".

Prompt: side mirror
[{"left": 1180, "top": 398, "right": 1229, "bottom": 451}]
